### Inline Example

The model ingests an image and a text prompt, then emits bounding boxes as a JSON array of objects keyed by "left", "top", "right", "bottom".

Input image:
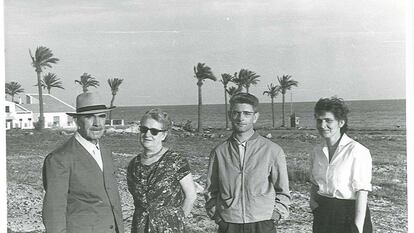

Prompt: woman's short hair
[
  {"left": 229, "top": 92, "right": 259, "bottom": 111},
  {"left": 314, "top": 97, "right": 350, "bottom": 134},
  {"left": 140, "top": 108, "right": 172, "bottom": 131}
]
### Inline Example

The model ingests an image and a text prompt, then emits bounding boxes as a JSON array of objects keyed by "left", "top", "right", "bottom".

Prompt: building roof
[
  {"left": 5, "top": 101, "right": 32, "bottom": 120},
  {"left": 21, "top": 94, "right": 75, "bottom": 113},
  {"left": 15, "top": 104, "right": 32, "bottom": 113},
  {"left": 5, "top": 100, "right": 32, "bottom": 113}
]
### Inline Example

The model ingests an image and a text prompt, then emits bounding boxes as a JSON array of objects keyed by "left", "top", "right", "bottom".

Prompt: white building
[
  {"left": 20, "top": 94, "right": 76, "bottom": 129},
  {"left": 5, "top": 100, "right": 34, "bottom": 130}
]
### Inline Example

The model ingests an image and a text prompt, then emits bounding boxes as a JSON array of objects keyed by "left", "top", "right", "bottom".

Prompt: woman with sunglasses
[
  {"left": 310, "top": 97, "right": 373, "bottom": 233},
  {"left": 127, "top": 109, "right": 197, "bottom": 233}
]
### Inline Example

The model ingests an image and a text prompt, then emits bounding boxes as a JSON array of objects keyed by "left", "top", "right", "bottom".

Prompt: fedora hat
[{"left": 67, "top": 92, "right": 115, "bottom": 116}]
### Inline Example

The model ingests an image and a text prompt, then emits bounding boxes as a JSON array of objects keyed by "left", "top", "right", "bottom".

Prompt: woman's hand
[{"left": 180, "top": 173, "right": 197, "bottom": 217}]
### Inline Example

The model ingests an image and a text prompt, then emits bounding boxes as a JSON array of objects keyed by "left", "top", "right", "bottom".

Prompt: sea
[{"left": 111, "top": 99, "right": 406, "bottom": 130}]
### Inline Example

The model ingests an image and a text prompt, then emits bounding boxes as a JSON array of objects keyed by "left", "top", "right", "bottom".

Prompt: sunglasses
[{"left": 139, "top": 126, "right": 167, "bottom": 136}]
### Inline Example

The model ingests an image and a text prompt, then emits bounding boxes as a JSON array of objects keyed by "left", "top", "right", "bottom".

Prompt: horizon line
[{"left": 115, "top": 97, "right": 406, "bottom": 108}]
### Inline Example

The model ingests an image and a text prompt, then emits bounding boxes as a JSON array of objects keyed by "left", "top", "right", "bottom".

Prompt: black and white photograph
[{"left": 2, "top": 0, "right": 411, "bottom": 232}]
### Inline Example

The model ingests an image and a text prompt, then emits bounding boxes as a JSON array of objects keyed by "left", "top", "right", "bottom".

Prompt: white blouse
[{"left": 310, "top": 133, "right": 372, "bottom": 200}]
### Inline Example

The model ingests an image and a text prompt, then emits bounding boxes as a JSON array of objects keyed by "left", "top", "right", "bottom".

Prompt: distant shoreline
[
  {"left": 114, "top": 98, "right": 406, "bottom": 108},
  {"left": 110, "top": 99, "right": 406, "bottom": 130}
]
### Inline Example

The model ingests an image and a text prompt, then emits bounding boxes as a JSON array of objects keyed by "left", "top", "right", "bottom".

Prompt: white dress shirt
[
  {"left": 310, "top": 133, "right": 372, "bottom": 200},
  {"left": 234, "top": 137, "right": 247, "bottom": 168},
  {"left": 74, "top": 132, "right": 104, "bottom": 171}
]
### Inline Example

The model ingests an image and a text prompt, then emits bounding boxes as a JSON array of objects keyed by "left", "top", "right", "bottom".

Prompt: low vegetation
[{"left": 6, "top": 128, "right": 407, "bottom": 233}]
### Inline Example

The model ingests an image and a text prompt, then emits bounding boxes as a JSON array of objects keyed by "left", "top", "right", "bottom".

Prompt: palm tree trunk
[
  {"left": 224, "top": 87, "right": 228, "bottom": 129},
  {"left": 282, "top": 93, "right": 285, "bottom": 127},
  {"left": 197, "top": 83, "right": 202, "bottom": 132},
  {"left": 11, "top": 95, "right": 14, "bottom": 102},
  {"left": 36, "top": 71, "right": 45, "bottom": 130},
  {"left": 246, "top": 86, "right": 249, "bottom": 93},
  {"left": 83, "top": 87, "right": 88, "bottom": 93},
  {"left": 271, "top": 97, "right": 275, "bottom": 128},
  {"left": 48, "top": 88, "right": 51, "bottom": 94},
  {"left": 109, "top": 94, "right": 115, "bottom": 121}
]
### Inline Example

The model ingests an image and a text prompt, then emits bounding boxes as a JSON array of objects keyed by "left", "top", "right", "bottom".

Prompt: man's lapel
[
  {"left": 100, "top": 145, "right": 114, "bottom": 187},
  {"left": 72, "top": 137, "right": 103, "bottom": 173}
]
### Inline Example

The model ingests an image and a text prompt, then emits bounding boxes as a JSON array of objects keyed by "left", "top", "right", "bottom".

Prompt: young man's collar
[{"left": 231, "top": 130, "right": 259, "bottom": 143}]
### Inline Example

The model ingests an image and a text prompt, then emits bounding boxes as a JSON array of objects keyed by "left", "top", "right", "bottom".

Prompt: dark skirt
[{"left": 313, "top": 194, "right": 372, "bottom": 233}]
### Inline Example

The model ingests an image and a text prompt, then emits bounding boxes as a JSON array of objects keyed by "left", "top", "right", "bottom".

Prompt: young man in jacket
[
  {"left": 42, "top": 92, "right": 124, "bottom": 233},
  {"left": 205, "top": 92, "right": 290, "bottom": 233}
]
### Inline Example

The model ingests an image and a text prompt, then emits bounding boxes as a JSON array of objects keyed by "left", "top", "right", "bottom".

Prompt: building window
[
  {"left": 6, "top": 106, "right": 10, "bottom": 113},
  {"left": 53, "top": 116, "right": 60, "bottom": 127},
  {"left": 67, "top": 116, "right": 74, "bottom": 127}
]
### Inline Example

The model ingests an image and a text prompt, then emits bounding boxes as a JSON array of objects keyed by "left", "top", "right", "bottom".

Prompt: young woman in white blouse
[{"left": 310, "top": 97, "right": 373, "bottom": 233}]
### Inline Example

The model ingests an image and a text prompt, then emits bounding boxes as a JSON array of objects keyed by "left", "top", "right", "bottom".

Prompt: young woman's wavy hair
[{"left": 314, "top": 97, "right": 350, "bottom": 134}]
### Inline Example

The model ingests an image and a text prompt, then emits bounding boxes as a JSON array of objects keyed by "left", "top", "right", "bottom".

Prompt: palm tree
[
  {"left": 233, "top": 69, "right": 260, "bottom": 93},
  {"left": 232, "top": 71, "right": 245, "bottom": 91},
  {"left": 194, "top": 62, "right": 217, "bottom": 132},
  {"left": 263, "top": 83, "right": 281, "bottom": 128},
  {"left": 29, "top": 46, "right": 59, "bottom": 130},
  {"left": 5, "top": 81, "right": 25, "bottom": 102},
  {"left": 75, "top": 73, "right": 100, "bottom": 93},
  {"left": 242, "top": 69, "right": 260, "bottom": 93},
  {"left": 107, "top": 78, "right": 124, "bottom": 121},
  {"left": 220, "top": 73, "right": 233, "bottom": 129},
  {"left": 277, "top": 74, "right": 298, "bottom": 127},
  {"left": 37, "top": 72, "right": 64, "bottom": 94},
  {"left": 226, "top": 86, "right": 241, "bottom": 97}
]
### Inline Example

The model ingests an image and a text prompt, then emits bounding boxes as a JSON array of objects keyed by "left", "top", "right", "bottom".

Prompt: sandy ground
[{"left": 6, "top": 128, "right": 407, "bottom": 233}]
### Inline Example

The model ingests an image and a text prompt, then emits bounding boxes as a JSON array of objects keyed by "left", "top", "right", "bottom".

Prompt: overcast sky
[{"left": 3, "top": 0, "right": 406, "bottom": 106}]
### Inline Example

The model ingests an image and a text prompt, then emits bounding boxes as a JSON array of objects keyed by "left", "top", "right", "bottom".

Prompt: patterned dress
[{"left": 127, "top": 150, "right": 191, "bottom": 233}]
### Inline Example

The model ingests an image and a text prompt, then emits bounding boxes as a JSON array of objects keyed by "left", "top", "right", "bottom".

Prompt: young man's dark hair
[{"left": 229, "top": 92, "right": 259, "bottom": 111}]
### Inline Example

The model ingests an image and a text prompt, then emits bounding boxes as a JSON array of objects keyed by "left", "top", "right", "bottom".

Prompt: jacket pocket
[{"left": 220, "top": 193, "right": 234, "bottom": 208}]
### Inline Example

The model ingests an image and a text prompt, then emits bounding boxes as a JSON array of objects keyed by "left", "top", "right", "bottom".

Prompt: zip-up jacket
[{"left": 204, "top": 131, "right": 291, "bottom": 224}]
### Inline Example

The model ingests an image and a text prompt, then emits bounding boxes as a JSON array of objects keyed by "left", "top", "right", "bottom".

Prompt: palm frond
[
  {"left": 232, "top": 69, "right": 260, "bottom": 91},
  {"left": 5, "top": 81, "right": 25, "bottom": 96},
  {"left": 108, "top": 78, "right": 124, "bottom": 95},
  {"left": 277, "top": 74, "right": 298, "bottom": 94},
  {"left": 29, "top": 46, "right": 59, "bottom": 72},
  {"left": 43, "top": 72, "right": 64, "bottom": 89},
  {"left": 263, "top": 83, "right": 280, "bottom": 98},
  {"left": 226, "top": 86, "right": 241, "bottom": 96},
  {"left": 220, "top": 73, "right": 233, "bottom": 86},
  {"left": 75, "top": 73, "right": 100, "bottom": 92},
  {"left": 194, "top": 63, "right": 217, "bottom": 83}
]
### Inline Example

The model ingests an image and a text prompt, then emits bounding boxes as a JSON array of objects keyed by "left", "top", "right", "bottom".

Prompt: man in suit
[{"left": 42, "top": 92, "right": 125, "bottom": 233}]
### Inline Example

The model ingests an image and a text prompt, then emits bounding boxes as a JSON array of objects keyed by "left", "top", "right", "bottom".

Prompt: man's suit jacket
[{"left": 42, "top": 136, "right": 125, "bottom": 233}]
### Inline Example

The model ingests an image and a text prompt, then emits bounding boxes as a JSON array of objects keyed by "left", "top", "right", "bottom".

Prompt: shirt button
[{"left": 109, "top": 225, "right": 114, "bottom": 229}]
